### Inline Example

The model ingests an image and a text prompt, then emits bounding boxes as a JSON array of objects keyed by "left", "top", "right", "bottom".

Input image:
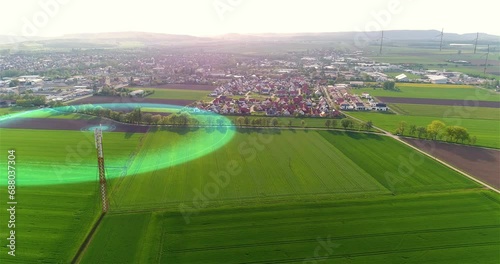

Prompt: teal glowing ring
[{"left": 0, "top": 103, "right": 235, "bottom": 186}]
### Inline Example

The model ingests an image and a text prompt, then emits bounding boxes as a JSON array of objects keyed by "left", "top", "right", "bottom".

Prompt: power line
[
  {"left": 473, "top": 32, "right": 479, "bottom": 54},
  {"left": 377, "top": 31, "right": 384, "bottom": 55},
  {"left": 94, "top": 125, "right": 109, "bottom": 213},
  {"left": 484, "top": 44, "right": 490, "bottom": 75},
  {"left": 439, "top": 28, "right": 444, "bottom": 51}
]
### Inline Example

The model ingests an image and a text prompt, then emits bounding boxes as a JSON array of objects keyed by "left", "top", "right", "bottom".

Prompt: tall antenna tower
[
  {"left": 379, "top": 31, "right": 384, "bottom": 55},
  {"left": 473, "top": 32, "right": 479, "bottom": 54},
  {"left": 439, "top": 28, "right": 444, "bottom": 51},
  {"left": 483, "top": 44, "right": 490, "bottom": 75},
  {"left": 94, "top": 125, "right": 108, "bottom": 213}
]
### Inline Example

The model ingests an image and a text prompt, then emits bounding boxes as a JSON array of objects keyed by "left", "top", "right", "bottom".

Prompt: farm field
[
  {"left": 132, "top": 88, "right": 210, "bottom": 101},
  {"left": 108, "top": 129, "right": 476, "bottom": 211},
  {"left": 0, "top": 182, "right": 101, "bottom": 263},
  {"left": 389, "top": 103, "right": 500, "bottom": 120},
  {"left": 0, "top": 128, "right": 144, "bottom": 185},
  {"left": 0, "top": 120, "right": 497, "bottom": 263},
  {"left": 378, "top": 97, "right": 500, "bottom": 108},
  {"left": 69, "top": 95, "right": 194, "bottom": 106},
  {"left": 348, "top": 111, "right": 500, "bottom": 149},
  {"left": 0, "top": 107, "right": 37, "bottom": 115},
  {"left": 0, "top": 128, "right": 146, "bottom": 263},
  {"left": 0, "top": 108, "right": 11, "bottom": 115},
  {"left": 135, "top": 84, "right": 215, "bottom": 91},
  {"left": 403, "top": 138, "right": 500, "bottom": 189},
  {"left": 352, "top": 85, "right": 500, "bottom": 102},
  {"left": 82, "top": 190, "right": 500, "bottom": 263},
  {"left": 109, "top": 129, "right": 389, "bottom": 211}
]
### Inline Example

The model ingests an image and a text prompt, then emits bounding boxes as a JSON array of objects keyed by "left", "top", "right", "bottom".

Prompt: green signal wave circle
[{"left": 0, "top": 103, "right": 235, "bottom": 186}]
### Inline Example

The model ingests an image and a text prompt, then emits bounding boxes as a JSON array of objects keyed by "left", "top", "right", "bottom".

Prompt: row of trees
[
  {"left": 234, "top": 116, "right": 373, "bottom": 130},
  {"left": 234, "top": 116, "right": 281, "bottom": 127},
  {"left": 396, "top": 120, "right": 476, "bottom": 144},
  {"left": 61, "top": 105, "right": 225, "bottom": 127},
  {"left": 57, "top": 104, "right": 376, "bottom": 131},
  {"left": 383, "top": 81, "right": 399, "bottom": 91},
  {"left": 95, "top": 87, "right": 155, "bottom": 98},
  {"left": 0, "top": 94, "right": 46, "bottom": 107},
  {"left": 336, "top": 119, "right": 373, "bottom": 131}
]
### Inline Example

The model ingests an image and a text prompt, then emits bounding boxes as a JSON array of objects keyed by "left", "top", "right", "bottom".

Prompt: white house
[
  {"left": 129, "top": 90, "right": 144, "bottom": 96},
  {"left": 372, "top": 102, "right": 388, "bottom": 111},
  {"left": 340, "top": 103, "right": 351, "bottom": 110},
  {"left": 354, "top": 102, "right": 366, "bottom": 110},
  {"left": 427, "top": 75, "right": 448, "bottom": 84},
  {"left": 376, "top": 103, "right": 388, "bottom": 111},
  {"left": 395, "top": 73, "right": 408, "bottom": 82},
  {"left": 350, "top": 81, "right": 364, "bottom": 87}
]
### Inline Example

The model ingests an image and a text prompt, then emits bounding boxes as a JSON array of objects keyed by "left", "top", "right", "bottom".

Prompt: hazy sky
[{"left": 2, "top": 0, "right": 499, "bottom": 37}]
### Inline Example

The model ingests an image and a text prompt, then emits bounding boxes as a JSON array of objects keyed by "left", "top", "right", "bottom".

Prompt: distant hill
[
  {"left": 220, "top": 30, "right": 499, "bottom": 42},
  {"left": 0, "top": 35, "right": 44, "bottom": 45},
  {"left": 0, "top": 30, "right": 498, "bottom": 48},
  {"left": 62, "top": 31, "right": 207, "bottom": 42}
]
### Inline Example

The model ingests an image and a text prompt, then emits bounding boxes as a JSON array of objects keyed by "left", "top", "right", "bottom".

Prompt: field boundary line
[
  {"left": 167, "top": 224, "right": 500, "bottom": 253},
  {"left": 71, "top": 212, "right": 106, "bottom": 264},
  {"left": 108, "top": 128, "right": 151, "bottom": 205}
]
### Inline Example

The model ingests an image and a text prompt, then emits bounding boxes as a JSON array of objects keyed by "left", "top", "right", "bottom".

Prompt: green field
[
  {"left": 1, "top": 126, "right": 498, "bottom": 263},
  {"left": 389, "top": 103, "right": 500, "bottom": 120},
  {"left": 109, "top": 130, "right": 389, "bottom": 211},
  {"left": 132, "top": 88, "right": 210, "bottom": 101},
  {"left": 80, "top": 129, "right": 496, "bottom": 263},
  {"left": 111, "top": 130, "right": 477, "bottom": 210},
  {"left": 0, "top": 183, "right": 100, "bottom": 263},
  {"left": 348, "top": 111, "right": 500, "bottom": 149},
  {"left": 0, "top": 128, "right": 146, "bottom": 263},
  {"left": 396, "top": 83, "right": 476, "bottom": 89},
  {"left": 0, "top": 129, "right": 144, "bottom": 186},
  {"left": 353, "top": 85, "right": 500, "bottom": 102},
  {"left": 82, "top": 190, "right": 500, "bottom": 264}
]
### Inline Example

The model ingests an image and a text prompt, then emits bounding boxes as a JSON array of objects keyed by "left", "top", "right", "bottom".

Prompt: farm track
[
  {"left": 166, "top": 225, "right": 499, "bottom": 253},
  {"left": 164, "top": 207, "right": 497, "bottom": 235},
  {"left": 236, "top": 241, "right": 500, "bottom": 264},
  {"left": 106, "top": 190, "right": 387, "bottom": 214},
  {"left": 71, "top": 212, "right": 106, "bottom": 264},
  {"left": 107, "top": 186, "right": 481, "bottom": 215}
]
